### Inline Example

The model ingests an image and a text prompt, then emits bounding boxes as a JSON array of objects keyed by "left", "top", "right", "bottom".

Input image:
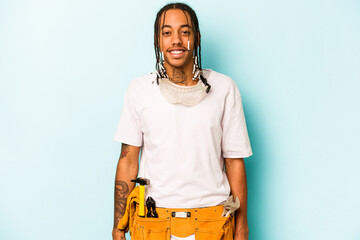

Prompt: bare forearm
[
  {"left": 113, "top": 144, "right": 139, "bottom": 229},
  {"left": 225, "top": 158, "right": 249, "bottom": 234},
  {"left": 113, "top": 176, "right": 136, "bottom": 229}
]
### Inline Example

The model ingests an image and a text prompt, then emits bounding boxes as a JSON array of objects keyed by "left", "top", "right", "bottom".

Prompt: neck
[{"left": 164, "top": 60, "right": 198, "bottom": 86}]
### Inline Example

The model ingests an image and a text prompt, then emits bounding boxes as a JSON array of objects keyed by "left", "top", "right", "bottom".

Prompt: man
[{"left": 112, "top": 3, "right": 252, "bottom": 240}]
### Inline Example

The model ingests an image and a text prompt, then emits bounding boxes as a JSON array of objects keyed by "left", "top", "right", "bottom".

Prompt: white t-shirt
[{"left": 113, "top": 69, "right": 253, "bottom": 209}]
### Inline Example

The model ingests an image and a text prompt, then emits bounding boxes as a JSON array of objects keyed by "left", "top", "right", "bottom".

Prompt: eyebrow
[{"left": 162, "top": 24, "right": 191, "bottom": 29}]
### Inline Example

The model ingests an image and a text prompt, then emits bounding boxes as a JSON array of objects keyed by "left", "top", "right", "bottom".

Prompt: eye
[
  {"left": 162, "top": 31, "right": 170, "bottom": 36},
  {"left": 181, "top": 30, "right": 190, "bottom": 35}
]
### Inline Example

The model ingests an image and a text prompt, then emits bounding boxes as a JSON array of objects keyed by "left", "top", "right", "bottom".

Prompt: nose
[{"left": 171, "top": 32, "right": 182, "bottom": 45}]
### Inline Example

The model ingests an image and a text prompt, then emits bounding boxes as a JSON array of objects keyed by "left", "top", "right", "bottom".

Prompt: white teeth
[{"left": 171, "top": 51, "right": 183, "bottom": 54}]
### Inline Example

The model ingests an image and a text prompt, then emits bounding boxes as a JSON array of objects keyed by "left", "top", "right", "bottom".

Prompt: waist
[
  {"left": 155, "top": 204, "right": 224, "bottom": 217},
  {"left": 134, "top": 204, "right": 234, "bottom": 238},
  {"left": 144, "top": 187, "right": 230, "bottom": 208},
  {"left": 137, "top": 203, "right": 224, "bottom": 217}
]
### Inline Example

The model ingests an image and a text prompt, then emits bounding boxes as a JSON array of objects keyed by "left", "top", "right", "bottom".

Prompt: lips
[{"left": 168, "top": 48, "right": 186, "bottom": 58}]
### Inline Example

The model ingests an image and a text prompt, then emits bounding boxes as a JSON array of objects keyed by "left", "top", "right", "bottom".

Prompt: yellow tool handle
[{"left": 139, "top": 185, "right": 145, "bottom": 217}]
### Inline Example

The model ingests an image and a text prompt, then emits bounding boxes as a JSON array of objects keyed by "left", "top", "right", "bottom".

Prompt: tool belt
[{"left": 118, "top": 186, "right": 235, "bottom": 240}]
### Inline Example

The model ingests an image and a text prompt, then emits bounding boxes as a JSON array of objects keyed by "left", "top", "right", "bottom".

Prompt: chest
[{"left": 138, "top": 85, "right": 224, "bottom": 138}]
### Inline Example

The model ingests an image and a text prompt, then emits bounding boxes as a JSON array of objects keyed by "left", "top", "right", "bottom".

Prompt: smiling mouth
[{"left": 168, "top": 49, "right": 186, "bottom": 58}]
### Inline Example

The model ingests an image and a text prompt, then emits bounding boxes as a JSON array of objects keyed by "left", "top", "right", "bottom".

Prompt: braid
[{"left": 153, "top": 2, "right": 211, "bottom": 93}]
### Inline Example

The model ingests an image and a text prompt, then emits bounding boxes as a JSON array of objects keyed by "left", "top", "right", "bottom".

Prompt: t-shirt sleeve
[
  {"left": 221, "top": 87, "right": 253, "bottom": 158},
  {"left": 113, "top": 83, "right": 143, "bottom": 147}
]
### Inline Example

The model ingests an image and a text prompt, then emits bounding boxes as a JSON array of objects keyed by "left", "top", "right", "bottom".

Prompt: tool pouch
[
  {"left": 195, "top": 213, "right": 235, "bottom": 240},
  {"left": 117, "top": 186, "right": 140, "bottom": 235},
  {"left": 132, "top": 214, "right": 171, "bottom": 240},
  {"left": 128, "top": 203, "right": 235, "bottom": 240},
  {"left": 117, "top": 186, "right": 171, "bottom": 239},
  {"left": 118, "top": 187, "right": 234, "bottom": 240}
]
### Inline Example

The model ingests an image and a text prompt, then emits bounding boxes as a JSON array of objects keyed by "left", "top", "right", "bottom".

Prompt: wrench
[{"left": 221, "top": 195, "right": 240, "bottom": 217}]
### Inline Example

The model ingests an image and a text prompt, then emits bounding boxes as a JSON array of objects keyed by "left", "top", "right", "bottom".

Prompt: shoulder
[
  {"left": 204, "top": 69, "right": 241, "bottom": 97},
  {"left": 123, "top": 72, "right": 158, "bottom": 106},
  {"left": 205, "top": 68, "right": 233, "bottom": 81},
  {"left": 123, "top": 72, "right": 157, "bottom": 100},
  {"left": 128, "top": 72, "right": 156, "bottom": 90},
  {"left": 204, "top": 69, "right": 230, "bottom": 81}
]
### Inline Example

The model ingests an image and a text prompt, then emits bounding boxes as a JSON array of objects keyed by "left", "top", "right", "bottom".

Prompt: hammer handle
[{"left": 139, "top": 185, "right": 145, "bottom": 217}]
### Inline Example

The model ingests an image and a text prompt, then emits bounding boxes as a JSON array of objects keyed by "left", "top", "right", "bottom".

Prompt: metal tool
[
  {"left": 146, "top": 197, "right": 158, "bottom": 218},
  {"left": 131, "top": 177, "right": 150, "bottom": 218},
  {"left": 221, "top": 195, "right": 240, "bottom": 217}
]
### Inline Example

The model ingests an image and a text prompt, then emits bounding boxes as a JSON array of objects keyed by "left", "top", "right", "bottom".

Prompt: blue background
[{"left": 0, "top": 0, "right": 359, "bottom": 239}]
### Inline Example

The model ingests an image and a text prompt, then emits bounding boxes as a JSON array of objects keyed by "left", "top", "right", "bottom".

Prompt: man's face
[{"left": 158, "top": 9, "right": 197, "bottom": 69}]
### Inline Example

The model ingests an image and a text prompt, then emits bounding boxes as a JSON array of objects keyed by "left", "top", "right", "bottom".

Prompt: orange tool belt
[{"left": 118, "top": 186, "right": 235, "bottom": 240}]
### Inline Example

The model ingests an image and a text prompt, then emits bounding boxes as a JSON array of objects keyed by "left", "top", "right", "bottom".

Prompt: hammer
[{"left": 131, "top": 177, "right": 150, "bottom": 218}]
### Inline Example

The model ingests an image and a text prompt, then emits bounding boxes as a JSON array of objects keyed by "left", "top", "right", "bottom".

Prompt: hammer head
[{"left": 131, "top": 177, "right": 150, "bottom": 186}]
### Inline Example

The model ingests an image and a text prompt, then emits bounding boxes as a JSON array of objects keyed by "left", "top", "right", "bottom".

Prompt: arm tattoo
[
  {"left": 113, "top": 180, "right": 129, "bottom": 229},
  {"left": 120, "top": 143, "right": 130, "bottom": 159},
  {"left": 170, "top": 68, "right": 188, "bottom": 85}
]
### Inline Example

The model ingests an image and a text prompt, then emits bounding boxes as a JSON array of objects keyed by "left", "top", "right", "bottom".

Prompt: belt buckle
[{"left": 171, "top": 211, "right": 191, "bottom": 218}]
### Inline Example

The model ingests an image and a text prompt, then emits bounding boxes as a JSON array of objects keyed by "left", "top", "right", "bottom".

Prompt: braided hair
[{"left": 153, "top": 2, "right": 211, "bottom": 93}]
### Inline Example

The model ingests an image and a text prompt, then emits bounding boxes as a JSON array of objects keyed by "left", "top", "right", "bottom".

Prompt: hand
[{"left": 112, "top": 228, "right": 126, "bottom": 240}]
